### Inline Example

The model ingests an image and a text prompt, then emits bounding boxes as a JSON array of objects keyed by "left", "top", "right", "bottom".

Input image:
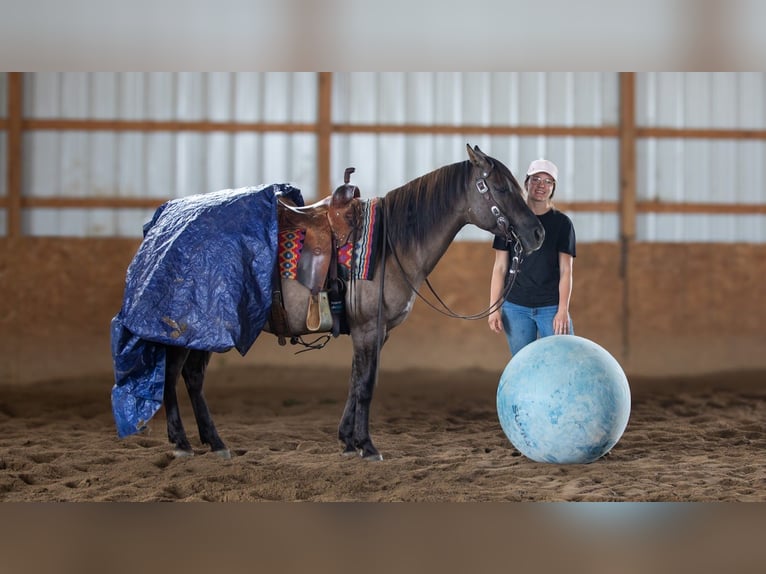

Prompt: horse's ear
[{"left": 466, "top": 143, "right": 491, "bottom": 172}]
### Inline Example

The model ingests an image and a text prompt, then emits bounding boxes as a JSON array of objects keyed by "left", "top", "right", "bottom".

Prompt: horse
[{"left": 161, "top": 144, "right": 544, "bottom": 461}]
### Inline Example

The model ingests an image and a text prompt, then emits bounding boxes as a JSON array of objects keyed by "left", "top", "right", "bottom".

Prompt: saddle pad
[
  {"left": 352, "top": 197, "right": 380, "bottom": 280},
  {"left": 277, "top": 197, "right": 381, "bottom": 282},
  {"left": 278, "top": 228, "right": 306, "bottom": 280}
]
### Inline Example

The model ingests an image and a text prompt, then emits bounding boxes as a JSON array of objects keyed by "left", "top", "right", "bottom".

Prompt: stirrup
[{"left": 306, "top": 291, "right": 333, "bottom": 332}]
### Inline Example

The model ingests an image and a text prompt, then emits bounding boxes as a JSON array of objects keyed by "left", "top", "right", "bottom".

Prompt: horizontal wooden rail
[
  {"left": 540, "top": 201, "right": 766, "bottom": 214},
  {"left": 19, "top": 118, "right": 620, "bottom": 138},
  {"left": 637, "top": 127, "right": 766, "bottom": 140},
  {"left": 332, "top": 124, "right": 619, "bottom": 137},
  {"left": 2, "top": 196, "right": 764, "bottom": 215},
  {"left": 8, "top": 120, "right": 766, "bottom": 141},
  {"left": 24, "top": 119, "right": 317, "bottom": 133},
  {"left": 636, "top": 200, "right": 766, "bottom": 214},
  {"left": 18, "top": 197, "right": 167, "bottom": 209},
  {"left": 555, "top": 202, "right": 618, "bottom": 212}
]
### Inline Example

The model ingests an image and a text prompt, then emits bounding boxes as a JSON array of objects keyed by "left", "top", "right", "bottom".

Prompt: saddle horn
[{"left": 335, "top": 167, "right": 361, "bottom": 203}]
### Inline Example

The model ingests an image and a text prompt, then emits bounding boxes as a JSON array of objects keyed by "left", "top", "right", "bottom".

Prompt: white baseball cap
[{"left": 526, "top": 159, "right": 559, "bottom": 182}]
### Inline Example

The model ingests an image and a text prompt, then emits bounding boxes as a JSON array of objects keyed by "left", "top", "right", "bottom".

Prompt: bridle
[
  {"left": 383, "top": 162, "right": 525, "bottom": 321},
  {"left": 295, "top": 161, "right": 525, "bottom": 356},
  {"left": 474, "top": 161, "right": 512, "bottom": 239}
]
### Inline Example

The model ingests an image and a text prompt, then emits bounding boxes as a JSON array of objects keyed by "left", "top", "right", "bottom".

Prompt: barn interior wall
[{"left": 1, "top": 238, "right": 763, "bottom": 386}]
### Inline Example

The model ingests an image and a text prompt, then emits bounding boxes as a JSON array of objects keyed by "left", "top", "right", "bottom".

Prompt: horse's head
[{"left": 464, "top": 144, "right": 544, "bottom": 254}]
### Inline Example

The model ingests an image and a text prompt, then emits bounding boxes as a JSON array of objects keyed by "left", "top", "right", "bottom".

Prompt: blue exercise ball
[{"left": 496, "top": 335, "right": 631, "bottom": 464}]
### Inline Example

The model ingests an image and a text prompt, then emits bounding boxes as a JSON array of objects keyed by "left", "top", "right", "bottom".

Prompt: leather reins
[{"left": 381, "top": 163, "right": 525, "bottom": 321}]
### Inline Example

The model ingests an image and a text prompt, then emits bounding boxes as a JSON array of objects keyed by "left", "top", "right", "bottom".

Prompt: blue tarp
[{"left": 110, "top": 183, "right": 304, "bottom": 437}]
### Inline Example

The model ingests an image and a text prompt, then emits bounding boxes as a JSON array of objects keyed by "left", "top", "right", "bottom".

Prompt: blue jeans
[{"left": 501, "top": 301, "right": 574, "bottom": 356}]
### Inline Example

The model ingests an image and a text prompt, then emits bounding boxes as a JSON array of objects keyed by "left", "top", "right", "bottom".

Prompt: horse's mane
[
  {"left": 379, "top": 155, "right": 523, "bottom": 251},
  {"left": 380, "top": 160, "right": 470, "bottom": 249}
]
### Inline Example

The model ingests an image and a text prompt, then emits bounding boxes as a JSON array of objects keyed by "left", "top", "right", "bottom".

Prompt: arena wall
[{"left": 1, "top": 238, "right": 764, "bottom": 385}]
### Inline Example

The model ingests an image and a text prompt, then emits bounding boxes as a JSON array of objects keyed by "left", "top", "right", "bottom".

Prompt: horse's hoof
[
  {"left": 172, "top": 448, "right": 194, "bottom": 458},
  {"left": 341, "top": 447, "right": 359, "bottom": 458},
  {"left": 213, "top": 448, "right": 231, "bottom": 460},
  {"left": 362, "top": 452, "right": 383, "bottom": 462}
]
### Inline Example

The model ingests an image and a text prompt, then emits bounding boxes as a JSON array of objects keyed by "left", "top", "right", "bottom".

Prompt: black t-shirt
[{"left": 492, "top": 209, "right": 576, "bottom": 307}]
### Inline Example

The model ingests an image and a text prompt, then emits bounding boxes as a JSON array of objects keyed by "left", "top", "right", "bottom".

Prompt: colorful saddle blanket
[{"left": 277, "top": 197, "right": 381, "bottom": 283}]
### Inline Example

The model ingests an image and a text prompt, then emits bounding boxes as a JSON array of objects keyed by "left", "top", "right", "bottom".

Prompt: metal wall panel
[
  {"left": 19, "top": 72, "right": 621, "bottom": 240},
  {"left": 13, "top": 72, "right": 764, "bottom": 242},
  {"left": 24, "top": 72, "right": 318, "bottom": 122},
  {"left": 637, "top": 72, "right": 766, "bottom": 129},
  {"left": 637, "top": 138, "right": 766, "bottom": 204},
  {"left": 333, "top": 72, "right": 618, "bottom": 127},
  {"left": 332, "top": 132, "right": 622, "bottom": 207},
  {"left": 332, "top": 132, "right": 620, "bottom": 242},
  {"left": 21, "top": 72, "right": 317, "bottom": 236},
  {"left": 637, "top": 213, "right": 766, "bottom": 243},
  {"left": 332, "top": 72, "right": 620, "bottom": 242},
  {"left": 22, "top": 131, "right": 317, "bottom": 236},
  {"left": 636, "top": 73, "right": 766, "bottom": 242}
]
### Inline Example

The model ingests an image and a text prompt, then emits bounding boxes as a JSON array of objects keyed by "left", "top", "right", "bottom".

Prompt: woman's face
[{"left": 526, "top": 172, "right": 556, "bottom": 201}]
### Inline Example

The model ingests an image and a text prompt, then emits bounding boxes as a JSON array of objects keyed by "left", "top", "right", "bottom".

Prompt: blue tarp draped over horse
[{"left": 110, "top": 183, "right": 304, "bottom": 438}]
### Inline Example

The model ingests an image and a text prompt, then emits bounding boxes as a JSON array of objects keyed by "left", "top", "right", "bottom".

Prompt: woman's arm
[
  {"left": 488, "top": 249, "right": 509, "bottom": 334},
  {"left": 554, "top": 252, "right": 574, "bottom": 334}
]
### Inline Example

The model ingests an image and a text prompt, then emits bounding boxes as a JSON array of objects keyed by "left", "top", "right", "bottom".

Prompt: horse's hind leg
[
  {"left": 164, "top": 346, "right": 195, "bottom": 457},
  {"left": 182, "top": 350, "right": 230, "bottom": 459}
]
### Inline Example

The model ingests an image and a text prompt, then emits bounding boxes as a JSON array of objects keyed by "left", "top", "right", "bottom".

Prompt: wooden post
[
  {"left": 317, "top": 72, "right": 333, "bottom": 199},
  {"left": 618, "top": 72, "right": 637, "bottom": 362},
  {"left": 619, "top": 72, "right": 636, "bottom": 245},
  {"left": 6, "top": 72, "right": 23, "bottom": 238}
]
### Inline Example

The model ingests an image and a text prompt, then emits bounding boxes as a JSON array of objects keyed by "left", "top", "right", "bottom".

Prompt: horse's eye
[{"left": 485, "top": 179, "right": 501, "bottom": 193}]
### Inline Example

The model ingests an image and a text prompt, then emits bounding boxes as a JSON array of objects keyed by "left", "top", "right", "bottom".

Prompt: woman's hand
[
  {"left": 553, "top": 309, "right": 570, "bottom": 335},
  {"left": 488, "top": 310, "right": 504, "bottom": 334}
]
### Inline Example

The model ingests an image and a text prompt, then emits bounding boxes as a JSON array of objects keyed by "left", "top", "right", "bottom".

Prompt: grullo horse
[{"left": 160, "top": 144, "right": 544, "bottom": 461}]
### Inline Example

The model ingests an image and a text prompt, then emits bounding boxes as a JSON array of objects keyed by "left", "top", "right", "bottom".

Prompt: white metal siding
[
  {"left": 21, "top": 72, "right": 317, "bottom": 237},
  {"left": 636, "top": 72, "right": 766, "bottom": 242},
  {"left": 637, "top": 73, "right": 766, "bottom": 129},
  {"left": 332, "top": 132, "right": 620, "bottom": 242},
  {"left": 9, "top": 72, "right": 766, "bottom": 242},
  {"left": 24, "top": 72, "right": 318, "bottom": 122},
  {"left": 333, "top": 72, "right": 618, "bottom": 126},
  {"left": 331, "top": 72, "right": 620, "bottom": 242}
]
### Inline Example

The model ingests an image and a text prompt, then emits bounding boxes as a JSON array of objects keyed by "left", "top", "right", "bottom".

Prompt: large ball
[{"left": 497, "top": 335, "right": 631, "bottom": 464}]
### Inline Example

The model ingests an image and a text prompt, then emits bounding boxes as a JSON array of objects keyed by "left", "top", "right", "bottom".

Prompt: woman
[{"left": 488, "top": 158, "right": 576, "bottom": 356}]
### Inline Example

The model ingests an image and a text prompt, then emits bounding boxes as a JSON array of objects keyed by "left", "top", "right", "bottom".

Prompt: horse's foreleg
[
  {"left": 164, "top": 346, "right": 194, "bottom": 457},
  {"left": 345, "top": 342, "right": 384, "bottom": 461},
  {"left": 338, "top": 362, "right": 359, "bottom": 456},
  {"left": 181, "top": 350, "right": 230, "bottom": 459}
]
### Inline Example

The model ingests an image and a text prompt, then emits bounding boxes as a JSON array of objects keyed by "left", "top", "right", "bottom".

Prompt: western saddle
[{"left": 270, "top": 168, "right": 361, "bottom": 344}]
